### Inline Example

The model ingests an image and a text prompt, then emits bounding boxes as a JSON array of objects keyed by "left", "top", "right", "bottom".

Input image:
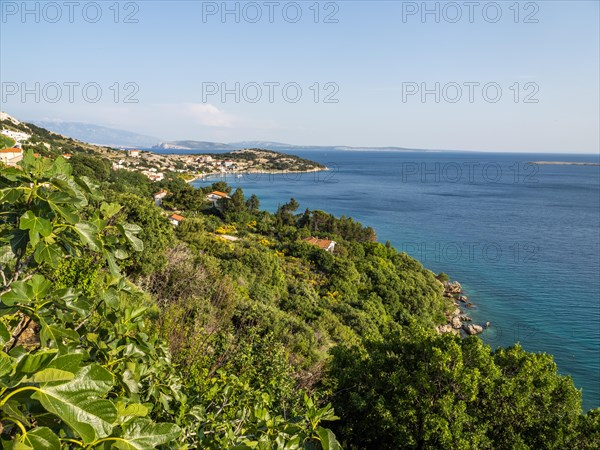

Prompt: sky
[{"left": 0, "top": 0, "right": 599, "bottom": 153}]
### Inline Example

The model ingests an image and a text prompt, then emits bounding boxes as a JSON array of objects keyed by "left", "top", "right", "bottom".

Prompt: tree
[
  {"left": 110, "top": 192, "right": 174, "bottom": 276},
  {"left": 329, "top": 328, "right": 585, "bottom": 449},
  {"left": 0, "top": 151, "right": 180, "bottom": 448},
  {"left": 109, "top": 168, "right": 152, "bottom": 198},
  {"left": 70, "top": 153, "right": 111, "bottom": 182},
  {"left": 276, "top": 198, "right": 300, "bottom": 227},
  {"left": 246, "top": 193, "right": 260, "bottom": 212},
  {"left": 225, "top": 187, "right": 247, "bottom": 215}
]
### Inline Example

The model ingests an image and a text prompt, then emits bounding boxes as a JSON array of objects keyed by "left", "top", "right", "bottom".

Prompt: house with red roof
[
  {"left": 153, "top": 189, "right": 168, "bottom": 206},
  {"left": 303, "top": 237, "right": 336, "bottom": 253},
  {"left": 206, "top": 191, "right": 230, "bottom": 208},
  {"left": 0, "top": 147, "right": 23, "bottom": 166},
  {"left": 169, "top": 213, "right": 184, "bottom": 226}
]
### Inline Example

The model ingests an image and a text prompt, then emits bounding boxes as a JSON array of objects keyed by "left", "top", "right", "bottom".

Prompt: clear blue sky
[{"left": 1, "top": 0, "right": 599, "bottom": 152}]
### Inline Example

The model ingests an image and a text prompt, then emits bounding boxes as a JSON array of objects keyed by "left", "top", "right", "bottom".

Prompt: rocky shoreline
[{"left": 436, "top": 281, "right": 488, "bottom": 337}]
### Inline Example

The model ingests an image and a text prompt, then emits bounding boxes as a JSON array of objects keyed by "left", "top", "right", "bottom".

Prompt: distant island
[{"left": 530, "top": 161, "right": 600, "bottom": 166}]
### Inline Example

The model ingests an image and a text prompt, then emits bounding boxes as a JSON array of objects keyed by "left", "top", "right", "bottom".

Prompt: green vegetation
[
  {"left": 0, "top": 135, "right": 15, "bottom": 150},
  {"left": 1, "top": 144, "right": 598, "bottom": 449}
]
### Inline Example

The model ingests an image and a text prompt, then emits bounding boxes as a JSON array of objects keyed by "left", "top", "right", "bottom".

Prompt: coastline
[
  {"left": 438, "top": 280, "right": 488, "bottom": 337},
  {"left": 186, "top": 166, "right": 330, "bottom": 184}
]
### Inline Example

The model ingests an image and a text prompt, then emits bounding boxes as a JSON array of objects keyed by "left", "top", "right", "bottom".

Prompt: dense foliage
[
  {"left": 0, "top": 152, "right": 340, "bottom": 449},
  {"left": 1, "top": 142, "right": 598, "bottom": 449}
]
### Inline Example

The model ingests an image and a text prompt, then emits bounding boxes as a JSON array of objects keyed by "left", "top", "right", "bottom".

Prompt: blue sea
[{"left": 181, "top": 149, "right": 599, "bottom": 410}]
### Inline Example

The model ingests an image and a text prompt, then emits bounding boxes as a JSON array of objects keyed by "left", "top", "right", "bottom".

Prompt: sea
[{"left": 152, "top": 148, "right": 599, "bottom": 411}]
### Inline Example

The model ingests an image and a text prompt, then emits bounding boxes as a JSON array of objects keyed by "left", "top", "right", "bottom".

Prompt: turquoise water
[{"left": 188, "top": 150, "right": 600, "bottom": 410}]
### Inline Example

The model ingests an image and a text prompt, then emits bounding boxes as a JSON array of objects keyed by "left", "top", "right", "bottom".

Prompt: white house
[
  {"left": 153, "top": 189, "right": 168, "bottom": 206},
  {"left": 129, "top": 150, "right": 141, "bottom": 158},
  {"left": 0, "top": 147, "right": 23, "bottom": 166},
  {"left": 206, "top": 191, "right": 230, "bottom": 208},
  {"left": 169, "top": 213, "right": 184, "bottom": 226},
  {"left": 303, "top": 237, "right": 336, "bottom": 253}
]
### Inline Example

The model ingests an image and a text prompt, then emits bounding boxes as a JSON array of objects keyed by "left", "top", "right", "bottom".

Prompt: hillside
[
  {"left": 0, "top": 118, "right": 598, "bottom": 448},
  {"left": 0, "top": 113, "right": 327, "bottom": 182}
]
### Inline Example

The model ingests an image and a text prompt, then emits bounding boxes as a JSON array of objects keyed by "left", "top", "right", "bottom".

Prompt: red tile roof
[
  {"left": 209, "top": 191, "right": 229, "bottom": 198},
  {"left": 303, "top": 237, "right": 335, "bottom": 250},
  {"left": 0, "top": 147, "right": 22, "bottom": 153},
  {"left": 169, "top": 213, "right": 184, "bottom": 222}
]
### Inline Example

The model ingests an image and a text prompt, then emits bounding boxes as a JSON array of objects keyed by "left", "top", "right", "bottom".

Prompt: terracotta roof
[
  {"left": 154, "top": 189, "right": 168, "bottom": 197},
  {"left": 0, "top": 147, "right": 22, "bottom": 153},
  {"left": 208, "top": 191, "right": 229, "bottom": 198},
  {"left": 303, "top": 237, "right": 335, "bottom": 250},
  {"left": 169, "top": 213, "right": 184, "bottom": 222}
]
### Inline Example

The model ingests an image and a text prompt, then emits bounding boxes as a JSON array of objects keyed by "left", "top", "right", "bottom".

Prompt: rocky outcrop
[
  {"left": 436, "top": 324, "right": 459, "bottom": 335},
  {"left": 437, "top": 280, "right": 487, "bottom": 337},
  {"left": 462, "top": 324, "right": 483, "bottom": 335},
  {"left": 444, "top": 281, "right": 462, "bottom": 294}
]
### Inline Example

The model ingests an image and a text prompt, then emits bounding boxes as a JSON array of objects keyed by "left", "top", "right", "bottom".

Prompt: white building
[
  {"left": 1, "top": 130, "right": 30, "bottom": 142},
  {"left": 206, "top": 191, "right": 230, "bottom": 208},
  {"left": 303, "top": 237, "right": 337, "bottom": 253},
  {"left": 0, "top": 148, "right": 23, "bottom": 166},
  {"left": 169, "top": 213, "right": 184, "bottom": 226},
  {"left": 153, "top": 189, "right": 168, "bottom": 206}
]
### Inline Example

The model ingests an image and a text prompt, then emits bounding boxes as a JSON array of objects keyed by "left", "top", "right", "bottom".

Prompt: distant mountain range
[
  {"left": 27, "top": 120, "right": 420, "bottom": 152},
  {"left": 154, "top": 140, "right": 417, "bottom": 152},
  {"left": 31, "top": 120, "right": 161, "bottom": 149}
]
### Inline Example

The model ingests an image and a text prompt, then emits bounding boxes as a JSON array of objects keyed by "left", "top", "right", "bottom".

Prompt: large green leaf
[
  {"left": 33, "top": 241, "right": 62, "bottom": 268},
  {"left": 118, "top": 223, "right": 144, "bottom": 252},
  {"left": 47, "top": 352, "right": 86, "bottom": 373},
  {"left": 316, "top": 427, "right": 342, "bottom": 450},
  {"left": 31, "top": 364, "right": 117, "bottom": 443},
  {"left": 45, "top": 191, "right": 79, "bottom": 224},
  {"left": 112, "top": 418, "right": 180, "bottom": 450},
  {"left": 8, "top": 229, "right": 29, "bottom": 256},
  {"left": 76, "top": 176, "right": 103, "bottom": 201},
  {"left": 0, "top": 187, "right": 24, "bottom": 204},
  {"left": 18, "top": 427, "right": 61, "bottom": 450},
  {"left": 100, "top": 202, "right": 122, "bottom": 219},
  {"left": 29, "top": 368, "right": 75, "bottom": 383},
  {"left": 19, "top": 211, "right": 52, "bottom": 247},
  {"left": 50, "top": 174, "right": 88, "bottom": 207},
  {"left": 29, "top": 275, "right": 52, "bottom": 301},
  {"left": 74, "top": 222, "right": 102, "bottom": 251},
  {"left": 50, "top": 156, "right": 73, "bottom": 177},
  {"left": 0, "top": 351, "right": 13, "bottom": 378},
  {"left": 0, "top": 281, "right": 30, "bottom": 306},
  {"left": 16, "top": 349, "right": 58, "bottom": 374},
  {"left": 38, "top": 319, "right": 79, "bottom": 347},
  {"left": 0, "top": 321, "right": 11, "bottom": 346}
]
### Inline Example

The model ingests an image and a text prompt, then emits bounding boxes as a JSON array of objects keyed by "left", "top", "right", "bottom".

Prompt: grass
[{"left": 0, "top": 135, "right": 16, "bottom": 150}]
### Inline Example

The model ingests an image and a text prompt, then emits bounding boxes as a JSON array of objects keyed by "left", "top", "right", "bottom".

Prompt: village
[
  {"left": 108, "top": 148, "right": 326, "bottom": 183},
  {"left": 0, "top": 120, "right": 326, "bottom": 185}
]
